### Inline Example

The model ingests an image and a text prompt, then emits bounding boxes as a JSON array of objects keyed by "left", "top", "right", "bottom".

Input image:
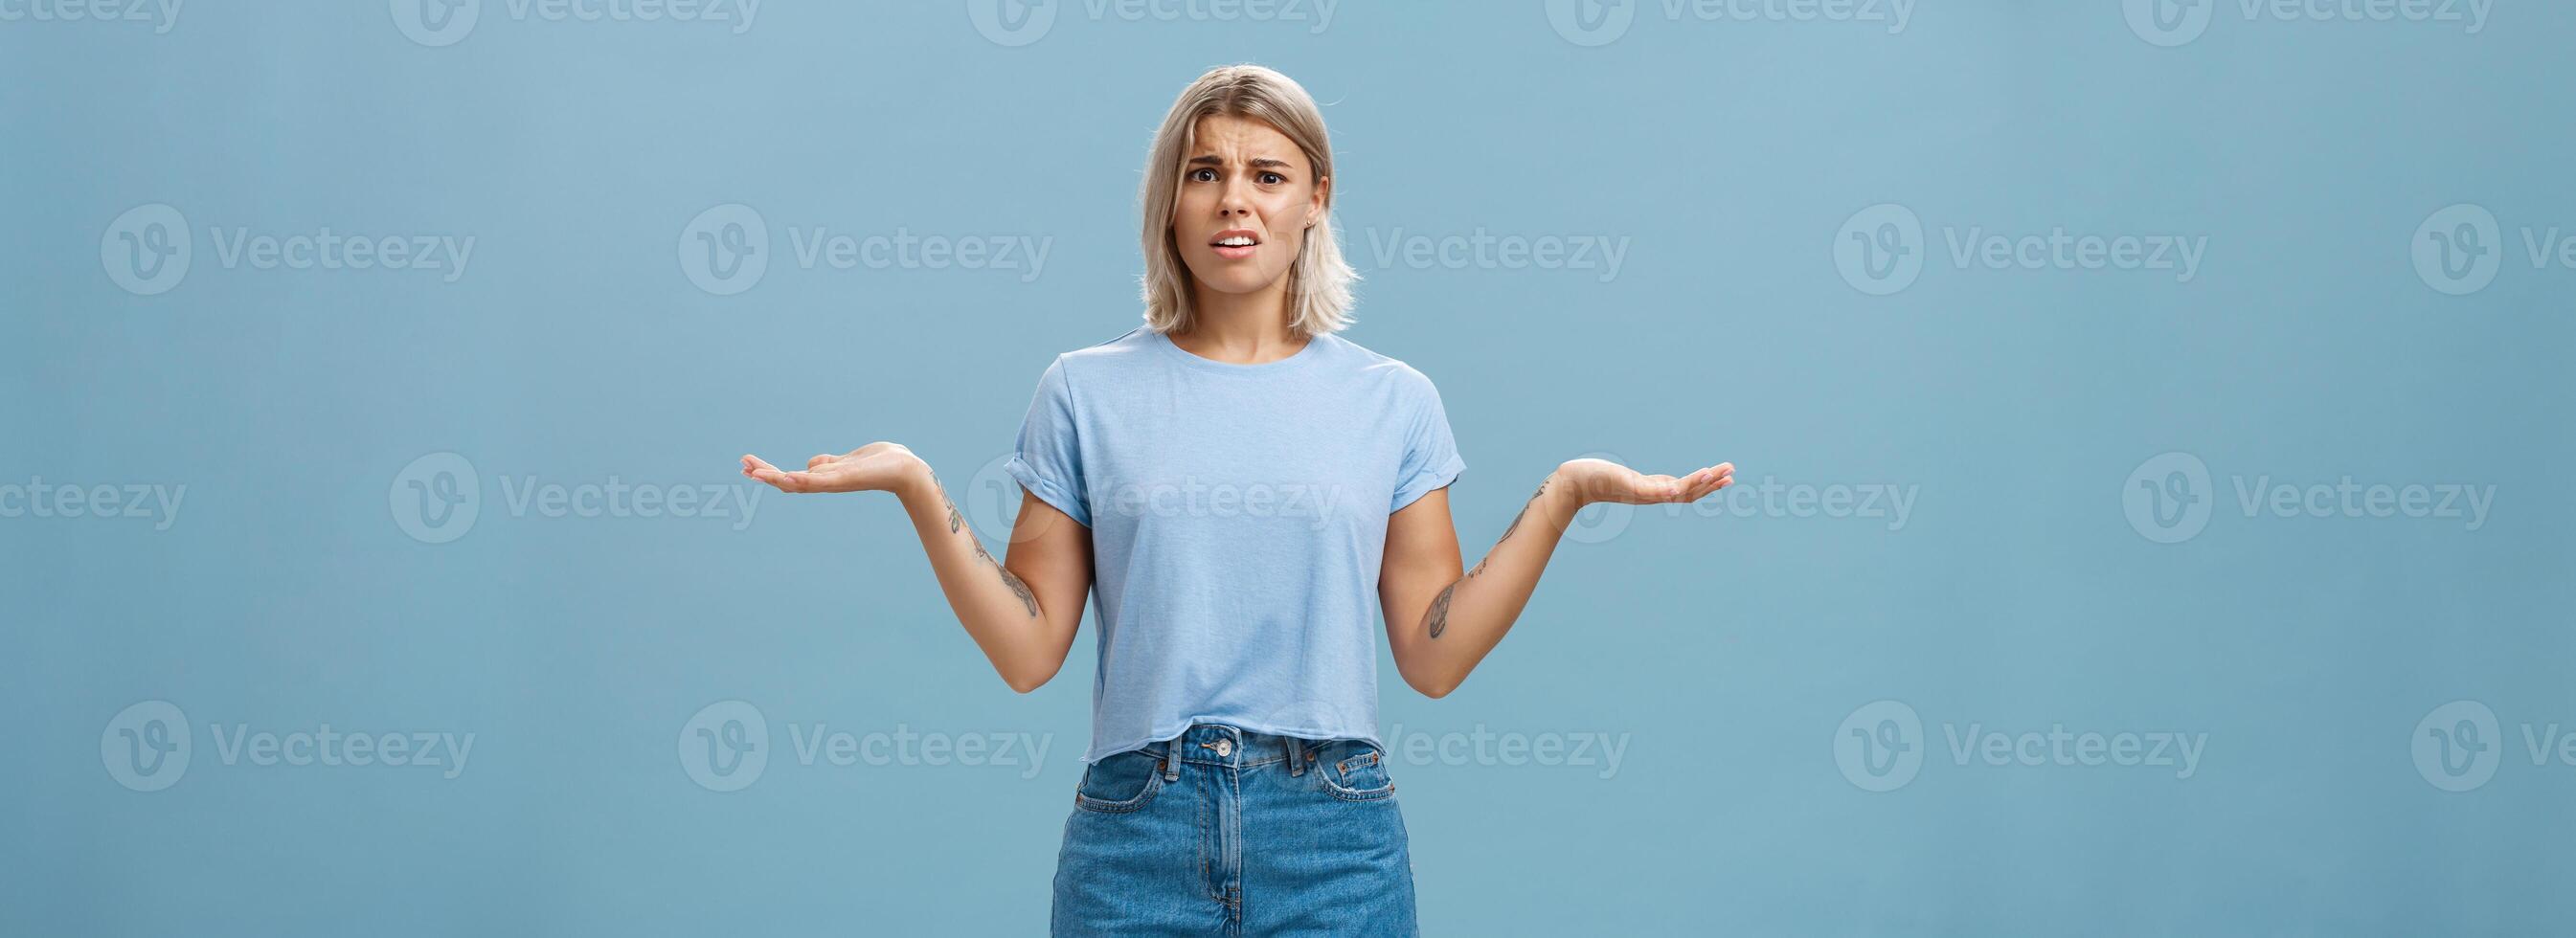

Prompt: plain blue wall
[{"left": 7, "top": 1, "right": 2571, "bottom": 933}]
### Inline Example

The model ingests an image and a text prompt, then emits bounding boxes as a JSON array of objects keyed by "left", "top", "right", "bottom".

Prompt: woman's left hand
[{"left": 1554, "top": 458, "right": 1734, "bottom": 505}]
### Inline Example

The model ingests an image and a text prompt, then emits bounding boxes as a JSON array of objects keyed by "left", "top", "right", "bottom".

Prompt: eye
[
  {"left": 1258, "top": 171, "right": 1286, "bottom": 185},
  {"left": 1188, "top": 168, "right": 1218, "bottom": 183}
]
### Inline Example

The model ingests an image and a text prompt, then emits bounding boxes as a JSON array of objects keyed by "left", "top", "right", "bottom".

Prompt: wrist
[
  {"left": 1548, "top": 461, "right": 1592, "bottom": 508},
  {"left": 1544, "top": 463, "right": 1590, "bottom": 514},
  {"left": 893, "top": 457, "right": 938, "bottom": 504}
]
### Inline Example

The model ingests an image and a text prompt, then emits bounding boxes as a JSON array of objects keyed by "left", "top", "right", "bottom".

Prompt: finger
[
  {"left": 743, "top": 454, "right": 782, "bottom": 475},
  {"left": 807, "top": 454, "right": 836, "bottom": 470},
  {"left": 1684, "top": 464, "right": 1734, "bottom": 501},
  {"left": 1633, "top": 474, "right": 1682, "bottom": 502},
  {"left": 746, "top": 466, "right": 804, "bottom": 493}
]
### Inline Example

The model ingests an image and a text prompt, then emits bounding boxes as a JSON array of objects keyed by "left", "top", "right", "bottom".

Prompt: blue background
[{"left": 7, "top": 1, "right": 2570, "bottom": 934}]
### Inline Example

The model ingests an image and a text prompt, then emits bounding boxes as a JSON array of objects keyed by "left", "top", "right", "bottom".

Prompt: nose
[{"left": 1217, "top": 179, "right": 1254, "bottom": 219}]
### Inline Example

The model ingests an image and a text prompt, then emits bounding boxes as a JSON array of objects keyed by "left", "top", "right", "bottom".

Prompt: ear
[{"left": 1306, "top": 175, "right": 1330, "bottom": 228}]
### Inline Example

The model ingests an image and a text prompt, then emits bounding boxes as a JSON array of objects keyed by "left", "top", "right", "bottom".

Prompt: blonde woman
[{"left": 741, "top": 64, "right": 1732, "bottom": 935}]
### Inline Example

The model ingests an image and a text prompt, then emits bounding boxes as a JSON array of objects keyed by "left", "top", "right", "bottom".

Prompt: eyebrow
[{"left": 1187, "top": 155, "right": 1297, "bottom": 170}]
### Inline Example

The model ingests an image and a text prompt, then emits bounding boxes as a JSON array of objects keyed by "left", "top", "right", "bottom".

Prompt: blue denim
[{"left": 1051, "top": 724, "right": 1420, "bottom": 936}]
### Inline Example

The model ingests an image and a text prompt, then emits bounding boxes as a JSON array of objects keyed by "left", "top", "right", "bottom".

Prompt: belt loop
[
  {"left": 1162, "top": 739, "right": 1179, "bottom": 781},
  {"left": 1286, "top": 735, "right": 1304, "bottom": 776}
]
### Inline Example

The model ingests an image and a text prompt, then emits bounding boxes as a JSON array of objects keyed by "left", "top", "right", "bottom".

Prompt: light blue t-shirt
[{"left": 1006, "top": 326, "right": 1466, "bottom": 764}]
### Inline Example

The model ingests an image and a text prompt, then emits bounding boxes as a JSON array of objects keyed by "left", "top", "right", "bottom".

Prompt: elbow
[
  {"left": 1003, "top": 660, "right": 1061, "bottom": 694},
  {"left": 1410, "top": 673, "right": 1461, "bottom": 700}
]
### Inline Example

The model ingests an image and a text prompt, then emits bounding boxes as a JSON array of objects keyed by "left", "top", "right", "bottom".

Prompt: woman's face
[{"left": 1169, "top": 114, "right": 1327, "bottom": 305}]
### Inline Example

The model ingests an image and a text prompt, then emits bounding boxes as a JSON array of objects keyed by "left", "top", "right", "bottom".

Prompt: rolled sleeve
[
  {"left": 1007, "top": 356, "right": 1091, "bottom": 527},
  {"left": 1390, "top": 369, "right": 1465, "bottom": 513}
]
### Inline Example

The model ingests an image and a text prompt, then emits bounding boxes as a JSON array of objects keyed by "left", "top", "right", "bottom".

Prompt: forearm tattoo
[
  {"left": 1425, "top": 583, "right": 1455, "bottom": 639},
  {"left": 1497, "top": 478, "right": 1548, "bottom": 544},
  {"left": 1441, "top": 478, "right": 1552, "bottom": 636},
  {"left": 933, "top": 472, "right": 1038, "bottom": 617}
]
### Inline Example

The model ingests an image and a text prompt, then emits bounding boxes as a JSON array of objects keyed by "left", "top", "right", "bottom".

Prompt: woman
[{"left": 740, "top": 63, "right": 1732, "bottom": 936}]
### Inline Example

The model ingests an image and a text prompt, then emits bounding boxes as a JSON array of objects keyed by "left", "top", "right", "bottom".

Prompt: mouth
[{"left": 1209, "top": 230, "right": 1261, "bottom": 260}]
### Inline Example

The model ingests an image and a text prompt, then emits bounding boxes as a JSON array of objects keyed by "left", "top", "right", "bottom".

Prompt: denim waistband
[{"left": 1150, "top": 724, "right": 1331, "bottom": 778}]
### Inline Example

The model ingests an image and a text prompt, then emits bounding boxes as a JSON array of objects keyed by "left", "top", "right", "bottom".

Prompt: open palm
[
  {"left": 1557, "top": 457, "right": 1734, "bottom": 505},
  {"left": 740, "top": 442, "right": 926, "bottom": 494}
]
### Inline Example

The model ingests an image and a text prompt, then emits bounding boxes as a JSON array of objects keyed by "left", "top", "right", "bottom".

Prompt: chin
[{"left": 1189, "top": 268, "right": 1288, "bottom": 296}]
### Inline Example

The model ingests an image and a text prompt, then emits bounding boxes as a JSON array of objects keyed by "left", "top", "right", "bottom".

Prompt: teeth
[{"left": 1215, "top": 236, "right": 1255, "bottom": 247}]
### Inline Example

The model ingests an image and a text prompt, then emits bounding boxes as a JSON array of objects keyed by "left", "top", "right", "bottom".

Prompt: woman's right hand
[{"left": 740, "top": 442, "right": 930, "bottom": 495}]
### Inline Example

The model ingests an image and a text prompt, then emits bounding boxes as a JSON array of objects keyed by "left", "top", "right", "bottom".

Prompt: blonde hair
[{"left": 1139, "top": 64, "right": 1356, "bottom": 337}]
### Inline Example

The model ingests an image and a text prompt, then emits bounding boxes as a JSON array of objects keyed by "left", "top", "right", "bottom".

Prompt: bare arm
[
  {"left": 1381, "top": 458, "right": 1732, "bottom": 698},
  {"left": 740, "top": 444, "right": 1091, "bottom": 693}
]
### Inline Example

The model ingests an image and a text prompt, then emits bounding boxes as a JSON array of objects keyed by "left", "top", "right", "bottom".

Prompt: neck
[{"left": 1173, "top": 279, "right": 1305, "bottom": 364}]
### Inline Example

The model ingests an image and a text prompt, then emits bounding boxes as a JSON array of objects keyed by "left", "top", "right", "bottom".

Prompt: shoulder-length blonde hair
[{"left": 1139, "top": 64, "right": 1357, "bottom": 337}]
